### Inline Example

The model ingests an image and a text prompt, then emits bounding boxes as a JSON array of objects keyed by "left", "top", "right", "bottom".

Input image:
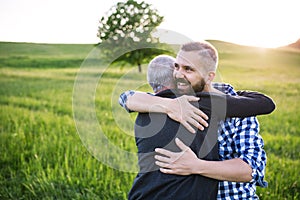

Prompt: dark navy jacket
[{"left": 128, "top": 89, "right": 275, "bottom": 200}]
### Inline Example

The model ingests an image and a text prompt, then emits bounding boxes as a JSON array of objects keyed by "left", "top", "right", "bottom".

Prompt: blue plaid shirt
[
  {"left": 119, "top": 90, "right": 138, "bottom": 112},
  {"left": 212, "top": 83, "right": 267, "bottom": 200},
  {"left": 119, "top": 83, "right": 267, "bottom": 199}
]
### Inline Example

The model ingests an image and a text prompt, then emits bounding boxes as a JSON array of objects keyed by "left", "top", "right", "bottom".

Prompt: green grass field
[{"left": 0, "top": 41, "right": 299, "bottom": 199}]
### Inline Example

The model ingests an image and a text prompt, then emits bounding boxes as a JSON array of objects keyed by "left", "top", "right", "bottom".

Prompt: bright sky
[{"left": 0, "top": 0, "right": 299, "bottom": 48}]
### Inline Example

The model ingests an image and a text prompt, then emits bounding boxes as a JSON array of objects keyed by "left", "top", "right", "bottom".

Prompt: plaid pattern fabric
[
  {"left": 119, "top": 90, "right": 136, "bottom": 112},
  {"left": 213, "top": 83, "right": 267, "bottom": 200},
  {"left": 119, "top": 83, "right": 267, "bottom": 199}
]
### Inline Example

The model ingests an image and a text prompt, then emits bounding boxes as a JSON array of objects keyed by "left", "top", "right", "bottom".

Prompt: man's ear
[{"left": 206, "top": 71, "right": 215, "bottom": 84}]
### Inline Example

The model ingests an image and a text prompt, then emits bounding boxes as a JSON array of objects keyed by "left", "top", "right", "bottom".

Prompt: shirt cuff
[
  {"left": 119, "top": 90, "right": 136, "bottom": 112},
  {"left": 240, "top": 157, "right": 268, "bottom": 188}
]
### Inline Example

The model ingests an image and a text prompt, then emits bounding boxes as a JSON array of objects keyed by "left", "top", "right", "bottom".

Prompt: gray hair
[
  {"left": 181, "top": 41, "right": 218, "bottom": 72},
  {"left": 147, "top": 55, "right": 175, "bottom": 93}
]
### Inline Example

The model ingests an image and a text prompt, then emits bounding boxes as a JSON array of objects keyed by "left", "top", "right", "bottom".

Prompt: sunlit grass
[{"left": 0, "top": 41, "right": 299, "bottom": 199}]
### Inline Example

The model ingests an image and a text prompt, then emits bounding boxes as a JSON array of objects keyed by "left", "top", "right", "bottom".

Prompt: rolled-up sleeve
[
  {"left": 119, "top": 90, "right": 136, "bottom": 112},
  {"left": 233, "top": 116, "right": 268, "bottom": 187}
]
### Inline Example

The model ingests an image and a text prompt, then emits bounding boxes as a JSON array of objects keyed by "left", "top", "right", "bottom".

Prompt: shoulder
[
  {"left": 155, "top": 89, "right": 178, "bottom": 98},
  {"left": 212, "top": 82, "right": 237, "bottom": 95}
]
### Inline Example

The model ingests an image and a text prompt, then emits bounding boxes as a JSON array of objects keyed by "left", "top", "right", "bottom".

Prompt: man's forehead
[{"left": 176, "top": 50, "right": 200, "bottom": 66}]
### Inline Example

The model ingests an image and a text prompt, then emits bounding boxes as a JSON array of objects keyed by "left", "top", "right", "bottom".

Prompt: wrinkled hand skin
[{"left": 166, "top": 95, "right": 208, "bottom": 133}]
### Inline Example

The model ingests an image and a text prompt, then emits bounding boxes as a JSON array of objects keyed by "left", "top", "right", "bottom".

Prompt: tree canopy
[{"left": 97, "top": 0, "right": 170, "bottom": 72}]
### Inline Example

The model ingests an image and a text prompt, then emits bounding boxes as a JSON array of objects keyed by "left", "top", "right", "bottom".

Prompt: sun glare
[
  {"left": 0, "top": 0, "right": 299, "bottom": 47},
  {"left": 155, "top": 0, "right": 300, "bottom": 48}
]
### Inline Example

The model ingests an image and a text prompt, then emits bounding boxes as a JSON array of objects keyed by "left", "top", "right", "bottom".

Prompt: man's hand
[
  {"left": 155, "top": 139, "right": 253, "bottom": 182},
  {"left": 166, "top": 95, "right": 209, "bottom": 133},
  {"left": 154, "top": 138, "right": 200, "bottom": 175},
  {"left": 125, "top": 92, "right": 208, "bottom": 133}
]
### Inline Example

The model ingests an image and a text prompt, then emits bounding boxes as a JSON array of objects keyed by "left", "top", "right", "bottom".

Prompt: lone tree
[{"left": 97, "top": 0, "right": 168, "bottom": 72}]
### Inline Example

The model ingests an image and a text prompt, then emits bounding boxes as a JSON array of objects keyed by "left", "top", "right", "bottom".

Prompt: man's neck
[
  {"left": 203, "top": 84, "right": 224, "bottom": 94},
  {"left": 154, "top": 86, "right": 173, "bottom": 94}
]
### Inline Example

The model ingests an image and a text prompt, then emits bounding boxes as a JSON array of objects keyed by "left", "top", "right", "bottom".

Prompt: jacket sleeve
[{"left": 224, "top": 91, "right": 275, "bottom": 118}]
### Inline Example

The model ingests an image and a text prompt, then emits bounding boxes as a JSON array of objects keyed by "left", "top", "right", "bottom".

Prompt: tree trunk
[{"left": 138, "top": 63, "right": 142, "bottom": 73}]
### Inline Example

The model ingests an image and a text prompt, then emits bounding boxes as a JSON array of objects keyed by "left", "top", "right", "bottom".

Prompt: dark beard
[
  {"left": 175, "top": 78, "right": 206, "bottom": 95},
  {"left": 193, "top": 78, "right": 206, "bottom": 93}
]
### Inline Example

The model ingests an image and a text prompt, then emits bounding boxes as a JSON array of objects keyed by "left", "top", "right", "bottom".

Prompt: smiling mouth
[
  {"left": 175, "top": 78, "right": 190, "bottom": 89},
  {"left": 177, "top": 82, "right": 188, "bottom": 86}
]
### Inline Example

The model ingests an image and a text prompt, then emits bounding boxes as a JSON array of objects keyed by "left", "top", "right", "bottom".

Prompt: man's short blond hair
[{"left": 181, "top": 41, "right": 218, "bottom": 72}]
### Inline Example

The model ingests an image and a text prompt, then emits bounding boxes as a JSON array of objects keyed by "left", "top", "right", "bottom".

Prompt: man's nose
[{"left": 174, "top": 69, "right": 184, "bottom": 79}]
